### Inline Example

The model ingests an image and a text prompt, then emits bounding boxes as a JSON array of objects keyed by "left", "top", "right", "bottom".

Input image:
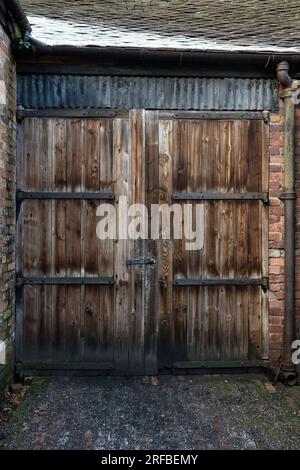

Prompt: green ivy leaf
[{"left": 16, "top": 38, "right": 32, "bottom": 50}]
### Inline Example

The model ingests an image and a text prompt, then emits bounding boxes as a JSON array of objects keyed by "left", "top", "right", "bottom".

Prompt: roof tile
[{"left": 21, "top": 0, "right": 300, "bottom": 52}]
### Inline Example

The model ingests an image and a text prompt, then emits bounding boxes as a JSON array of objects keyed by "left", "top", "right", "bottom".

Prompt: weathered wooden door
[
  {"left": 16, "top": 109, "right": 268, "bottom": 375},
  {"left": 16, "top": 110, "right": 154, "bottom": 374},
  {"left": 150, "top": 111, "right": 269, "bottom": 370}
]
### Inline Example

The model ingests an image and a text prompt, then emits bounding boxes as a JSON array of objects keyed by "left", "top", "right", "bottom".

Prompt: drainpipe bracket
[
  {"left": 16, "top": 106, "right": 24, "bottom": 123},
  {"left": 280, "top": 87, "right": 298, "bottom": 99},
  {"left": 280, "top": 191, "right": 297, "bottom": 201},
  {"left": 262, "top": 111, "right": 270, "bottom": 124}
]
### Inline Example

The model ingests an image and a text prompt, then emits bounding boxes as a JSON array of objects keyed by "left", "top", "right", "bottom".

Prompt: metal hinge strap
[
  {"left": 173, "top": 277, "right": 268, "bottom": 290},
  {"left": 16, "top": 190, "right": 115, "bottom": 201},
  {"left": 16, "top": 276, "right": 114, "bottom": 287},
  {"left": 172, "top": 192, "right": 269, "bottom": 204}
]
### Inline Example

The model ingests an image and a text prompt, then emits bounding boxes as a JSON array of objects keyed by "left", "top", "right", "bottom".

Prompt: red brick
[{"left": 0, "top": 24, "right": 16, "bottom": 383}]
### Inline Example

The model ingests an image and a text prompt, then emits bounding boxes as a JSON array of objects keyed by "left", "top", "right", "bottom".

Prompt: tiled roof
[{"left": 21, "top": 0, "right": 300, "bottom": 52}]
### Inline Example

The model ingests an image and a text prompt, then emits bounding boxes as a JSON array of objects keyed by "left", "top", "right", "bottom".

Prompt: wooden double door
[{"left": 16, "top": 109, "right": 269, "bottom": 374}]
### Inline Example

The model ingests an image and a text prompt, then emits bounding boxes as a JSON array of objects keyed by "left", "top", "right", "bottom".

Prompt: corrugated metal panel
[{"left": 17, "top": 75, "right": 279, "bottom": 111}]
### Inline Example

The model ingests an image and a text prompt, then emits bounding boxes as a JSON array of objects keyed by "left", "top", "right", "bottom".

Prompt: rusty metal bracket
[
  {"left": 279, "top": 191, "right": 297, "bottom": 201},
  {"left": 262, "top": 110, "right": 270, "bottom": 124},
  {"left": 16, "top": 106, "right": 25, "bottom": 122}
]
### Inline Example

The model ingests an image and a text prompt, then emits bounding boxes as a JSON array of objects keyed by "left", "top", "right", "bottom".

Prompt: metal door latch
[{"left": 126, "top": 257, "right": 156, "bottom": 266}]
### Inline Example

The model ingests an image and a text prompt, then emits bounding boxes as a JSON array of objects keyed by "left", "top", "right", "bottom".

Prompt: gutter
[
  {"left": 13, "top": 44, "right": 300, "bottom": 78},
  {"left": 276, "top": 62, "right": 298, "bottom": 385}
]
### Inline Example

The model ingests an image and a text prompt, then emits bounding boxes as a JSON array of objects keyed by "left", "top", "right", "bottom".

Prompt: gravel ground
[{"left": 0, "top": 374, "right": 299, "bottom": 450}]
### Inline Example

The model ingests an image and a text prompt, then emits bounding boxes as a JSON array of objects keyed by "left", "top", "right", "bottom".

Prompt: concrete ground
[{"left": 0, "top": 374, "right": 299, "bottom": 450}]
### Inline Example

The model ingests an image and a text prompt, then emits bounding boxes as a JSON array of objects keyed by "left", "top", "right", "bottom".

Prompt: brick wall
[
  {"left": 269, "top": 97, "right": 300, "bottom": 368},
  {"left": 268, "top": 101, "right": 285, "bottom": 366},
  {"left": 0, "top": 23, "right": 16, "bottom": 396}
]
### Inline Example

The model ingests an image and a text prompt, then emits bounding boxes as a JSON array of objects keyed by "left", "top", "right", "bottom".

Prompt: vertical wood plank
[
  {"left": 99, "top": 118, "right": 114, "bottom": 277},
  {"left": 100, "top": 119, "right": 114, "bottom": 193},
  {"left": 16, "top": 122, "right": 24, "bottom": 361},
  {"left": 261, "top": 120, "right": 269, "bottom": 360},
  {"left": 129, "top": 109, "right": 145, "bottom": 374},
  {"left": 82, "top": 200, "right": 100, "bottom": 361},
  {"left": 98, "top": 120, "right": 115, "bottom": 363},
  {"left": 51, "top": 285, "right": 66, "bottom": 361},
  {"left": 114, "top": 117, "right": 130, "bottom": 372},
  {"left": 52, "top": 119, "right": 67, "bottom": 276},
  {"left": 65, "top": 286, "right": 82, "bottom": 361},
  {"left": 22, "top": 286, "right": 38, "bottom": 361},
  {"left": 83, "top": 119, "right": 100, "bottom": 191},
  {"left": 187, "top": 121, "right": 205, "bottom": 360},
  {"left": 157, "top": 119, "right": 174, "bottom": 368},
  {"left": 20, "top": 119, "right": 39, "bottom": 359},
  {"left": 144, "top": 111, "right": 159, "bottom": 375},
  {"left": 51, "top": 119, "right": 67, "bottom": 362},
  {"left": 236, "top": 120, "right": 251, "bottom": 358},
  {"left": 247, "top": 120, "right": 263, "bottom": 358},
  {"left": 172, "top": 120, "right": 189, "bottom": 363},
  {"left": 23, "top": 118, "right": 39, "bottom": 191},
  {"left": 38, "top": 119, "right": 52, "bottom": 359},
  {"left": 65, "top": 118, "right": 83, "bottom": 361},
  {"left": 98, "top": 286, "right": 114, "bottom": 362},
  {"left": 83, "top": 285, "right": 99, "bottom": 361}
]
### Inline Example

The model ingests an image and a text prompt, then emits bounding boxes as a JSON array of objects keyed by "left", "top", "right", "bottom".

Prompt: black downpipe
[
  {"left": 276, "top": 62, "right": 297, "bottom": 385},
  {"left": 5, "top": 0, "right": 31, "bottom": 33}
]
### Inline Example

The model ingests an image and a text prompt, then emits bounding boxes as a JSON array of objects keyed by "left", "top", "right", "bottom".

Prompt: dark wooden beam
[{"left": 14, "top": 45, "right": 300, "bottom": 78}]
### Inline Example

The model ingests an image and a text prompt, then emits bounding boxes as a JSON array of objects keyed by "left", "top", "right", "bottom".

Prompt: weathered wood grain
[
  {"left": 157, "top": 119, "right": 174, "bottom": 368},
  {"left": 172, "top": 120, "right": 190, "bottom": 363},
  {"left": 128, "top": 110, "right": 145, "bottom": 374},
  {"left": 157, "top": 115, "right": 268, "bottom": 364},
  {"left": 114, "top": 117, "right": 130, "bottom": 372},
  {"left": 144, "top": 111, "right": 159, "bottom": 374},
  {"left": 17, "top": 111, "right": 269, "bottom": 371}
]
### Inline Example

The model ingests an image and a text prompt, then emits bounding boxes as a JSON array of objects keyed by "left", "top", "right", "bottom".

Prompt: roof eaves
[{"left": 15, "top": 43, "right": 300, "bottom": 79}]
